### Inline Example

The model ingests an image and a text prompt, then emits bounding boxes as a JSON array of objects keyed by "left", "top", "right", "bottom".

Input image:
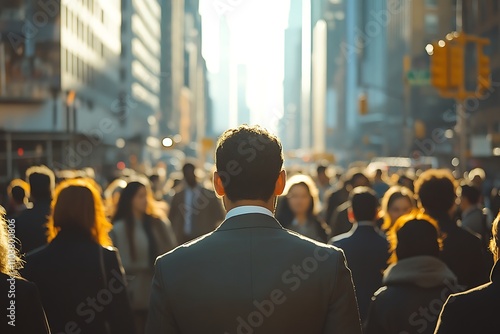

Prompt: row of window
[{"left": 64, "top": 49, "right": 95, "bottom": 85}]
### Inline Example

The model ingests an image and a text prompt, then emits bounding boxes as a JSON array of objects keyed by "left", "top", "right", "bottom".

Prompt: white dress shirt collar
[{"left": 225, "top": 205, "right": 274, "bottom": 220}]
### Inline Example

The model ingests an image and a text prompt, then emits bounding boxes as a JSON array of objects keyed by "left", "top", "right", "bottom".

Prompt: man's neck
[{"left": 224, "top": 199, "right": 276, "bottom": 214}]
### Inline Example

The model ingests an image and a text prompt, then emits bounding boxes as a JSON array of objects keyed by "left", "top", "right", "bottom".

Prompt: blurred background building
[
  {"left": 0, "top": 0, "right": 498, "bottom": 181},
  {"left": 0, "top": 0, "right": 210, "bottom": 182}
]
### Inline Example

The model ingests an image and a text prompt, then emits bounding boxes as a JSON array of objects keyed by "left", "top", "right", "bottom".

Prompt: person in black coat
[
  {"left": 22, "top": 179, "right": 136, "bottom": 334},
  {"left": 434, "top": 212, "right": 500, "bottom": 334},
  {"left": 276, "top": 174, "right": 330, "bottom": 242},
  {"left": 364, "top": 214, "right": 461, "bottom": 334},
  {"left": 15, "top": 165, "right": 55, "bottom": 254},
  {"left": 414, "top": 169, "right": 489, "bottom": 289},
  {"left": 330, "top": 187, "right": 389, "bottom": 322},
  {"left": 0, "top": 208, "right": 50, "bottom": 334}
]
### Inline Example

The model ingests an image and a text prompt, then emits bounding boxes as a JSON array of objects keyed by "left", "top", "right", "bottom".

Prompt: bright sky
[{"left": 199, "top": 0, "right": 291, "bottom": 134}]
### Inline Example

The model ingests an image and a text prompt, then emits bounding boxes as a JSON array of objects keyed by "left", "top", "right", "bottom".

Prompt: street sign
[{"left": 407, "top": 70, "right": 431, "bottom": 86}]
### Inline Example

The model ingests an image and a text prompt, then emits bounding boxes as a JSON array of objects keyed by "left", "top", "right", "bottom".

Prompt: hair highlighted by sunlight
[{"left": 47, "top": 178, "right": 112, "bottom": 246}]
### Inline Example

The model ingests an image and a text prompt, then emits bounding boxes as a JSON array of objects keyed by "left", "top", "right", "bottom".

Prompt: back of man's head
[
  {"left": 11, "top": 186, "right": 26, "bottom": 204},
  {"left": 26, "top": 165, "right": 55, "bottom": 201},
  {"left": 215, "top": 125, "right": 283, "bottom": 202},
  {"left": 415, "top": 169, "right": 456, "bottom": 217},
  {"left": 350, "top": 186, "right": 379, "bottom": 222},
  {"left": 460, "top": 183, "right": 481, "bottom": 206}
]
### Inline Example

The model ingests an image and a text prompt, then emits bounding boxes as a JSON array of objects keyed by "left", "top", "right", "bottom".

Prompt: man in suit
[
  {"left": 15, "top": 165, "right": 54, "bottom": 254},
  {"left": 168, "top": 162, "right": 224, "bottom": 244},
  {"left": 330, "top": 187, "right": 389, "bottom": 323},
  {"left": 415, "top": 169, "right": 489, "bottom": 289},
  {"left": 146, "top": 125, "right": 362, "bottom": 334}
]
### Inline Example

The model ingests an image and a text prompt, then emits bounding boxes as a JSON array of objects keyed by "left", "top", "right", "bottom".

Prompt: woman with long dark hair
[
  {"left": 276, "top": 174, "right": 330, "bottom": 242},
  {"left": 111, "top": 177, "right": 177, "bottom": 333}
]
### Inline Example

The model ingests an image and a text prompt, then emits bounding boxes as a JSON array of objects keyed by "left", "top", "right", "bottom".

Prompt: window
[
  {"left": 425, "top": 13, "right": 438, "bottom": 34},
  {"left": 77, "top": 57, "right": 81, "bottom": 80},
  {"left": 65, "top": 49, "right": 69, "bottom": 73},
  {"left": 425, "top": 0, "right": 437, "bottom": 7}
]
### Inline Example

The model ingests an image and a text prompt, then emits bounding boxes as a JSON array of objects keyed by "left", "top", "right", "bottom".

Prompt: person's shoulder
[
  {"left": 25, "top": 243, "right": 50, "bottom": 261},
  {"left": 329, "top": 230, "right": 354, "bottom": 246},
  {"left": 155, "top": 232, "right": 214, "bottom": 265},
  {"left": 283, "top": 228, "right": 345, "bottom": 258},
  {"left": 446, "top": 281, "right": 493, "bottom": 305}
]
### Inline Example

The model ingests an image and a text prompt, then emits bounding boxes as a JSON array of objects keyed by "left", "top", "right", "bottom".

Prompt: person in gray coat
[{"left": 146, "top": 125, "right": 362, "bottom": 334}]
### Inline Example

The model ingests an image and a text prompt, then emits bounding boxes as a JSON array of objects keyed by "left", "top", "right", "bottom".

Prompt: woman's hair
[
  {"left": 276, "top": 174, "right": 320, "bottom": 226},
  {"left": 381, "top": 186, "right": 415, "bottom": 231},
  {"left": 0, "top": 207, "right": 23, "bottom": 277},
  {"left": 112, "top": 176, "right": 162, "bottom": 261},
  {"left": 46, "top": 178, "right": 112, "bottom": 246},
  {"left": 489, "top": 212, "right": 500, "bottom": 262},
  {"left": 387, "top": 210, "right": 442, "bottom": 264}
]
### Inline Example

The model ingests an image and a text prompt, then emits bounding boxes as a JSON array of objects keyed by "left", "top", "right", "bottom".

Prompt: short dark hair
[
  {"left": 10, "top": 186, "right": 26, "bottom": 204},
  {"left": 316, "top": 165, "right": 327, "bottom": 175},
  {"left": 182, "top": 162, "right": 195, "bottom": 174},
  {"left": 460, "top": 183, "right": 481, "bottom": 205},
  {"left": 395, "top": 218, "right": 440, "bottom": 261},
  {"left": 215, "top": 125, "right": 283, "bottom": 202},
  {"left": 26, "top": 165, "right": 55, "bottom": 201},
  {"left": 415, "top": 169, "right": 457, "bottom": 216},
  {"left": 350, "top": 186, "right": 379, "bottom": 222}
]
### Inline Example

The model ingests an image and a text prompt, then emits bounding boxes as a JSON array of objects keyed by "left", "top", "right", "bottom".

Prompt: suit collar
[{"left": 216, "top": 213, "right": 284, "bottom": 231}]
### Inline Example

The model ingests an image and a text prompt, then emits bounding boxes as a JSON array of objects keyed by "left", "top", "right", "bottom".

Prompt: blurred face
[
  {"left": 388, "top": 197, "right": 413, "bottom": 224},
  {"left": 184, "top": 167, "right": 197, "bottom": 188},
  {"left": 287, "top": 184, "right": 312, "bottom": 217},
  {"left": 132, "top": 186, "right": 148, "bottom": 215}
]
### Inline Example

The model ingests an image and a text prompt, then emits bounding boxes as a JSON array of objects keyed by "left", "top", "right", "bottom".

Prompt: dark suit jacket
[
  {"left": 168, "top": 184, "right": 224, "bottom": 244},
  {"left": 146, "top": 212, "right": 362, "bottom": 334},
  {"left": 1, "top": 272, "right": 50, "bottom": 334},
  {"left": 15, "top": 199, "right": 51, "bottom": 254},
  {"left": 437, "top": 216, "right": 489, "bottom": 289},
  {"left": 435, "top": 261, "right": 500, "bottom": 334},
  {"left": 331, "top": 223, "right": 389, "bottom": 322},
  {"left": 22, "top": 229, "right": 136, "bottom": 334}
]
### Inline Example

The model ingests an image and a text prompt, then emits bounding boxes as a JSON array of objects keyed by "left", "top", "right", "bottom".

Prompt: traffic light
[
  {"left": 478, "top": 53, "right": 491, "bottom": 93},
  {"left": 430, "top": 41, "right": 449, "bottom": 89},
  {"left": 358, "top": 93, "right": 368, "bottom": 115},
  {"left": 448, "top": 44, "right": 464, "bottom": 88}
]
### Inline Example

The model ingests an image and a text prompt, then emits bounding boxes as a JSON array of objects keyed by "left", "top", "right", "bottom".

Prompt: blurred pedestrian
[
  {"left": 146, "top": 125, "right": 362, "bottom": 333},
  {"left": 315, "top": 164, "right": 332, "bottom": 205},
  {"left": 327, "top": 168, "right": 371, "bottom": 237},
  {"left": 16, "top": 165, "right": 54, "bottom": 254},
  {"left": 364, "top": 213, "right": 459, "bottom": 334},
  {"left": 276, "top": 174, "right": 330, "bottom": 242},
  {"left": 104, "top": 178, "right": 128, "bottom": 219},
  {"left": 111, "top": 178, "right": 177, "bottom": 333},
  {"left": 168, "top": 162, "right": 224, "bottom": 244},
  {"left": 331, "top": 187, "right": 389, "bottom": 322},
  {"left": 372, "top": 168, "right": 390, "bottom": 199},
  {"left": 459, "top": 183, "right": 491, "bottom": 238},
  {"left": 434, "top": 212, "right": 500, "bottom": 334},
  {"left": 415, "top": 169, "right": 489, "bottom": 289},
  {"left": 22, "top": 178, "right": 136, "bottom": 334},
  {"left": 0, "top": 207, "right": 50, "bottom": 334},
  {"left": 380, "top": 186, "right": 415, "bottom": 232},
  {"left": 5, "top": 178, "right": 29, "bottom": 219}
]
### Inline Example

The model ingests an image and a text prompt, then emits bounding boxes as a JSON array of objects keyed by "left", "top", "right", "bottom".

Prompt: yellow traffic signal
[
  {"left": 430, "top": 41, "right": 449, "bottom": 89},
  {"left": 446, "top": 31, "right": 466, "bottom": 90},
  {"left": 478, "top": 54, "right": 491, "bottom": 93},
  {"left": 358, "top": 93, "right": 368, "bottom": 115}
]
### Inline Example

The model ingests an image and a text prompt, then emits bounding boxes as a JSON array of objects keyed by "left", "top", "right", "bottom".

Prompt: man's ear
[
  {"left": 213, "top": 171, "right": 226, "bottom": 197},
  {"left": 274, "top": 170, "right": 287, "bottom": 196}
]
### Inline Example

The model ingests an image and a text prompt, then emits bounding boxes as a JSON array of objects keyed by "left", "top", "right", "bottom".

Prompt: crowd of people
[{"left": 0, "top": 124, "right": 499, "bottom": 333}]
